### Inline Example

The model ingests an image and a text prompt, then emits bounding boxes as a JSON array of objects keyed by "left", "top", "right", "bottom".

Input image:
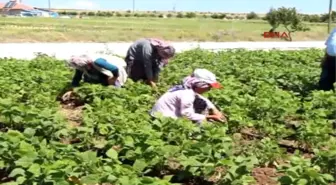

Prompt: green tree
[
  {"left": 185, "top": 12, "right": 196, "bottom": 18},
  {"left": 246, "top": 11, "right": 259, "bottom": 19},
  {"left": 176, "top": 12, "right": 184, "bottom": 18},
  {"left": 265, "top": 7, "right": 309, "bottom": 41},
  {"left": 87, "top": 12, "right": 95, "bottom": 16}
]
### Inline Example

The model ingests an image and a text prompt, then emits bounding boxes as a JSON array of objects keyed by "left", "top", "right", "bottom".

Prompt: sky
[{"left": 0, "top": 0, "right": 334, "bottom": 14}]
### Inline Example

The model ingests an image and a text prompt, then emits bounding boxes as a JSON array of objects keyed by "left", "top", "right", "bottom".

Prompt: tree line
[{"left": 57, "top": 9, "right": 336, "bottom": 23}]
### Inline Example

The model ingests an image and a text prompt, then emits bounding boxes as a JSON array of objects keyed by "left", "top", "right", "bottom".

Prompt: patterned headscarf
[
  {"left": 169, "top": 77, "right": 211, "bottom": 92},
  {"left": 66, "top": 55, "right": 93, "bottom": 70},
  {"left": 149, "top": 38, "right": 175, "bottom": 65}
]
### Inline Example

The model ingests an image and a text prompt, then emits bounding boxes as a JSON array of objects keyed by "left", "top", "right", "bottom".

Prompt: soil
[
  {"left": 252, "top": 167, "right": 283, "bottom": 185},
  {"left": 59, "top": 105, "right": 83, "bottom": 127}
]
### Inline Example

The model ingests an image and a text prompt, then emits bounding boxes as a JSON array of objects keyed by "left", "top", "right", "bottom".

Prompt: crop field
[
  {"left": 0, "top": 17, "right": 334, "bottom": 42},
  {"left": 0, "top": 49, "right": 335, "bottom": 185}
]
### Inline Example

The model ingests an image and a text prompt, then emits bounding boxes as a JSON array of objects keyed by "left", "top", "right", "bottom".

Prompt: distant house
[
  {"left": 0, "top": 0, "right": 34, "bottom": 16},
  {"left": 0, "top": 0, "right": 59, "bottom": 17}
]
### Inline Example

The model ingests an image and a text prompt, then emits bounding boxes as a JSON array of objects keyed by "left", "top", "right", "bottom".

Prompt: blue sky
[{"left": 0, "top": 0, "right": 334, "bottom": 14}]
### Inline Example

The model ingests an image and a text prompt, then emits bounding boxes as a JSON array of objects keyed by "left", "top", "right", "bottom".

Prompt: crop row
[{"left": 0, "top": 49, "right": 335, "bottom": 185}]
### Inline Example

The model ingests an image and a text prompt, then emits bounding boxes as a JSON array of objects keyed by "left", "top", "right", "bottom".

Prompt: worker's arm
[
  {"left": 198, "top": 95, "right": 227, "bottom": 122},
  {"left": 94, "top": 58, "right": 119, "bottom": 85},
  {"left": 71, "top": 69, "right": 83, "bottom": 87}
]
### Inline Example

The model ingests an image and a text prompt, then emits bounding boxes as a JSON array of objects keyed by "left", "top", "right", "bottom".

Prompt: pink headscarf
[
  {"left": 67, "top": 55, "right": 93, "bottom": 70},
  {"left": 148, "top": 38, "right": 175, "bottom": 65},
  {"left": 182, "top": 76, "right": 210, "bottom": 89}
]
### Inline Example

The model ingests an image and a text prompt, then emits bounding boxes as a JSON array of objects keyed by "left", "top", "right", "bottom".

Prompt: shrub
[
  {"left": 246, "top": 11, "right": 259, "bottom": 19},
  {"left": 185, "top": 12, "right": 197, "bottom": 18},
  {"left": 87, "top": 12, "right": 95, "bottom": 16},
  {"left": 176, "top": 12, "right": 184, "bottom": 18}
]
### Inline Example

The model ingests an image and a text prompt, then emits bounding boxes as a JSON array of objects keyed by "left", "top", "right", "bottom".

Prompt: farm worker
[
  {"left": 319, "top": 27, "right": 336, "bottom": 91},
  {"left": 169, "top": 68, "right": 227, "bottom": 119},
  {"left": 66, "top": 54, "right": 127, "bottom": 87},
  {"left": 150, "top": 71, "right": 226, "bottom": 125},
  {"left": 125, "top": 38, "right": 176, "bottom": 88}
]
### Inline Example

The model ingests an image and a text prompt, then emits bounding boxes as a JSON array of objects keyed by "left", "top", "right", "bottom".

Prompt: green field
[
  {"left": 0, "top": 49, "right": 335, "bottom": 185},
  {"left": 0, "top": 17, "right": 334, "bottom": 42}
]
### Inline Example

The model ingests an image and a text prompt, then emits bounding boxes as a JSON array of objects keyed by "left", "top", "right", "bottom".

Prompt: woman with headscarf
[
  {"left": 125, "top": 38, "right": 176, "bottom": 88},
  {"left": 66, "top": 54, "right": 127, "bottom": 87},
  {"left": 169, "top": 68, "right": 226, "bottom": 120},
  {"left": 150, "top": 72, "right": 226, "bottom": 125}
]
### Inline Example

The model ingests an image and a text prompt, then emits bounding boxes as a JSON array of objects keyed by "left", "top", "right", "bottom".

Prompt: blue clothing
[
  {"left": 326, "top": 28, "right": 336, "bottom": 56},
  {"left": 71, "top": 58, "right": 119, "bottom": 87},
  {"left": 95, "top": 58, "right": 119, "bottom": 77}
]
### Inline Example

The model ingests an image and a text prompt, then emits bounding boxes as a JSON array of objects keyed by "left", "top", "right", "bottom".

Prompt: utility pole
[
  {"left": 132, "top": 0, "right": 135, "bottom": 13},
  {"left": 48, "top": 0, "right": 51, "bottom": 16},
  {"left": 328, "top": 0, "right": 333, "bottom": 33}
]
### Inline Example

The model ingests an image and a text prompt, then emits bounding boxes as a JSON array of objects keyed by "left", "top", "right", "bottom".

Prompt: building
[
  {"left": 0, "top": 0, "right": 59, "bottom": 17},
  {"left": 0, "top": 0, "right": 35, "bottom": 16}
]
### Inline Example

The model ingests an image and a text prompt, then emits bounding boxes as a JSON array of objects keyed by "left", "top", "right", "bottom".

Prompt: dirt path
[
  {"left": 252, "top": 168, "right": 282, "bottom": 185},
  {"left": 59, "top": 104, "right": 84, "bottom": 127}
]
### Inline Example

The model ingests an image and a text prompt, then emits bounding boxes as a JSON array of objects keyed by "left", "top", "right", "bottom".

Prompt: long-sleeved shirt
[
  {"left": 71, "top": 58, "right": 121, "bottom": 87},
  {"left": 168, "top": 84, "right": 216, "bottom": 110},
  {"left": 150, "top": 89, "right": 206, "bottom": 123},
  {"left": 125, "top": 39, "right": 160, "bottom": 81},
  {"left": 325, "top": 27, "right": 336, "bottom": 56}
]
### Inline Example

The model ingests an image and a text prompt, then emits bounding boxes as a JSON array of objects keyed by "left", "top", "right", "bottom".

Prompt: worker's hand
[
  {"left": 209, "top": 108, "right": 227, "bottom": 123},
  {"left": 206, "top": 114, "right": 226, "bottom": 123},
  {"left": 148, "top": 80, "right": 157, "bottom": 88}
]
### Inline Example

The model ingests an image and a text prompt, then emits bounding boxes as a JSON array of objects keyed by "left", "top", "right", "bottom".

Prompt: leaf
[
  {"left": 141, "top": 177, "right": 154, "bottom": 184},
  {"left": 15, "top": 156, "right": 35, "bottom": 168},
  {"left": 322, "top": 174, "right": 335, "bottom": 181},
  {"left": 118, "top": 176, "right": 130, "bottom": 185},
  {"left": 133, "top": 159, "right": 147, "bottom": 172},
  {"left": 0, "top": 160, "right": 5, "bottom": 169},
  {"left": 9, "top": 168, "right": 25, "bottom": 177},
  {"left": 124, "top": 136, "right": 134, "bottom": 147},
  {"left": 16, "top": 176, "right": 26, "bottom": 184},
  {"left": 106, "top": 175, "right": 117, "bottom": 182},
  {"left": 23, "top": 128, "right": 36, "bottom": 137},
  {"left": 278, "top": 176, "right": 292, "bottom": 184},
  {"left": 27, "top": 164, "right": 41, "bottom": 176},
  {"left": 80, "top": 174, "right": 100, "bottom": 184},
  {"left": 106, "top": 148, "right": 118, "bottom": 159},
  {"left": 297, "top": 178, "right": 308, "bottom": 185}
]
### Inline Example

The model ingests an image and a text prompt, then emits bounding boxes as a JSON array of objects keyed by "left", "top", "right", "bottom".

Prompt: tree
[
  {"left": 265, "top": 7, "right": 309, "bottom": 41},
  {"left": 185, "top": 12, "right": 196, "bottom": 18},
  {"left": 246, "top": 11, "right": 259, "bottom": 19}
]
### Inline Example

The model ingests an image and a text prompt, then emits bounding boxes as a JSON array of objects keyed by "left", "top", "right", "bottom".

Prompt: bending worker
[
  {"left": 66, "top": 54, "right": 127, "bottom": 87},
  {"left": 319, "top": 27, "right": 336, "bottom": 91},
  {"left": 169, "top": 68, "right": 226, "bottom": 119},
  {"left": 125, "top": 38, "right": 176, "bottom": 88},
  {"left": 150, "top": 69, "right": 226, "bottom": 124}
]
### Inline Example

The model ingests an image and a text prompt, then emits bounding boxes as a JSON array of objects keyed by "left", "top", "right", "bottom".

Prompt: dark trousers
[
  {"left": 319, "top": 54, "right": 336, "bottom": 91},
  {"left": 83, "top": 74, "right": 109, "bottom": 86},
  {"left": 125, "top": 60, "right": 160, "bottom": 82}
]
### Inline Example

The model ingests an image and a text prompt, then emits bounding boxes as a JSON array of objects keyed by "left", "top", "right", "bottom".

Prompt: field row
[
  {"left": 0, "top": 49, "right": 335, "bottom": 185},
  {"left": 0, "top": 17, "right": 334, "bottom": 42}
]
